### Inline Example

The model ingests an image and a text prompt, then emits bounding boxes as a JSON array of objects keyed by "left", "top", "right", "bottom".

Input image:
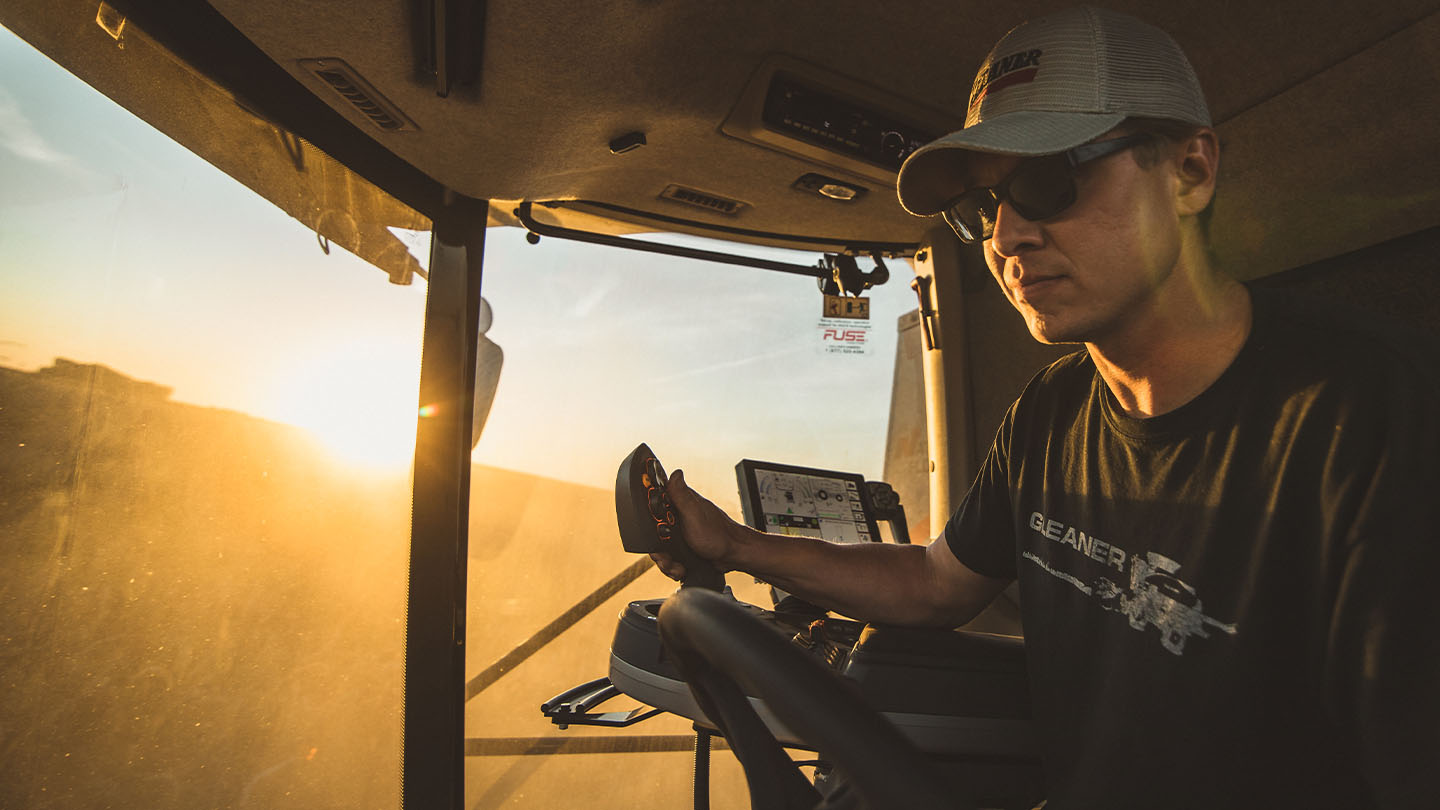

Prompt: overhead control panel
[
  {"left": 761, "top": 72, "right": 937, "bottom": 174},
  {"left": 723, "top": 55, "right": 960, "bottom": 186}
]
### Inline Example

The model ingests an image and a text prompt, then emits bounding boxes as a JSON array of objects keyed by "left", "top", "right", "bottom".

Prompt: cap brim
[{"left": 896, "top": 111, "right": 1126, "bottom": 216}]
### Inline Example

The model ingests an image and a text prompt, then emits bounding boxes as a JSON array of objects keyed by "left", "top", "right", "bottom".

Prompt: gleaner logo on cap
[{"left": 967, "top": 49, "right": 1043, "bottom": 114}]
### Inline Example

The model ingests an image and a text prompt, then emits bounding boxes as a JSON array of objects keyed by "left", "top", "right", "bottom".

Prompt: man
[{"left": 655, "top": 6, "right": 1437, "bottom": 808}]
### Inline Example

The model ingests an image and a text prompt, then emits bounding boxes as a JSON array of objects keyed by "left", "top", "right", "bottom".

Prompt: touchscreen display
[{"left": 736, "top": 460, "right": 879, "bottom": 544}]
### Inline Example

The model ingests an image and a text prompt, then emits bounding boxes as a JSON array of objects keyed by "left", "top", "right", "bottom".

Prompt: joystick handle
[{"left": 616, "top": 443, "right": 725, "bottom": 591}]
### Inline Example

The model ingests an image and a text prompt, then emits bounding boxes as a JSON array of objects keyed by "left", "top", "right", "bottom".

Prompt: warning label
[{"left": 822, "top": 294, "right": 870, "bottom": 320}]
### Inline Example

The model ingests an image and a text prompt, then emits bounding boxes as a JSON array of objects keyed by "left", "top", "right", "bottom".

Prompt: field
[{"left": 0, "top": 360, "right": 751, "bottom": 808}]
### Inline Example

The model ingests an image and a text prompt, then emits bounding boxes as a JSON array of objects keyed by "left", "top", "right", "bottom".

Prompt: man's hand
[{"left": 649, "top": 469, "right": 744, "bottom": 581}]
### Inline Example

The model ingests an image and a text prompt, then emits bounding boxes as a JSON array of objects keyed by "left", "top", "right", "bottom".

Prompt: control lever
[
  {"left": 615, "top": 443, "right": 726, "bottom": 591},
  {"left": 865, "top": 480, "right": 910, "bottom": 544}
]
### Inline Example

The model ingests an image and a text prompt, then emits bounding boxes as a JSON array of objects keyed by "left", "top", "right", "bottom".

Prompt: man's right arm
[{"left": 654, "top": 469, "right": 1011, "bottom": 628}]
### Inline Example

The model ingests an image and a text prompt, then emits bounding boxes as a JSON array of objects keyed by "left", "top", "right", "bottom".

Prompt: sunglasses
[{"left": 939, "top": 133, "right": 1152, "bottom": 243}]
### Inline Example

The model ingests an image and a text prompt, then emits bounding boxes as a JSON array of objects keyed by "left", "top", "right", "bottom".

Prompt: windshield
[
  {"left": 1, "top": 25, "right": 421, "bottom": 807},
  {"left": 1, "top": 22, "right": 920, "bottom": 810},
  {"left": 475, "top": 228, "right": 911, "bottom": 509},
  {"left": 462, "top": 229, "right": 914, "bottom": 806}
]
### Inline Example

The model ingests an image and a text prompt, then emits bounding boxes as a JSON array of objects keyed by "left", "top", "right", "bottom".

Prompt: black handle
[
  {"left": 615, "top": 443, "right": 726, "bottom": 591},
  {"left": 865, "top": 480, "right": 911, "bottom": 544}
]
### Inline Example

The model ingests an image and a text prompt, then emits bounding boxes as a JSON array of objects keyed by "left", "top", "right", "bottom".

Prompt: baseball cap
[{"left": 896, "top": 6, "right": 1211, "bottom": 216}]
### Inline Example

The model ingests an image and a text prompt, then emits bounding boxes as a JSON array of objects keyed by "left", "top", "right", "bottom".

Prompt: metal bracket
[
  {"left": 541, "top": 677, "right": 663, "bottom": 730},
  {"left": 909, "top": 275, "right": 939, "bottom": 351},
  {"left": 818, "top": 253, "right": 890, "bottom": 296}
]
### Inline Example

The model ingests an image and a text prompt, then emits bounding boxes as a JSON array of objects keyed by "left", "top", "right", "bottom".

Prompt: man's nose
[{"left": 988, "top": 200, "right": 1044, "bottom": 256}]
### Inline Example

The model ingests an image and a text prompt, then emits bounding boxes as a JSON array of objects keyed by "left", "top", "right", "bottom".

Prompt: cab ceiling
[
  {"left": 201, "top": 0, "right": 1440, "bottom": 277},
  {"left": 22, "top": 0, "right": 1439, "bottom": 279}
]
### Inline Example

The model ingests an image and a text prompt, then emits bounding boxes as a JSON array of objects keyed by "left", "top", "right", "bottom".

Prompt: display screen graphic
[{"left": 736, "top": 460, "right": 880, "bottom": 545}]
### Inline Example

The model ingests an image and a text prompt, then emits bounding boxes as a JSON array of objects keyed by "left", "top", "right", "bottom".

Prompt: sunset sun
[{"left": 265, "top": 337, "right": 423, "bottom": 470}]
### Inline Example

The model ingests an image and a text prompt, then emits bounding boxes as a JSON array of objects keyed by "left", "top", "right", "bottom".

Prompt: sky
[{"left": 0, "top": 24, "right": 916, "bottom": 507}]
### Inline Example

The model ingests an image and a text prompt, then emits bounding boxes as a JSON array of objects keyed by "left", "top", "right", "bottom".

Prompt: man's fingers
[
  {"left": 649, "top": 552, "right": 684, "bottom": 581},
  {"left": 667, "top": 469, "right": 703, "bottom": 519},
  {"left": 667, "top": 468, "right": 689, "bottom": 501}
]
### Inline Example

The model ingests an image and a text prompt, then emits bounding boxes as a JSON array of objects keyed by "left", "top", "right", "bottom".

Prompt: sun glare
[{"left": 264, "top": 338, "right": 422, "bottom": 471}]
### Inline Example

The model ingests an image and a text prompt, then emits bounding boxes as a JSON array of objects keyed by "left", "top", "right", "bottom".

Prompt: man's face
[{"left": 970, "top": 140, "right": 1183, "bottom": 346}]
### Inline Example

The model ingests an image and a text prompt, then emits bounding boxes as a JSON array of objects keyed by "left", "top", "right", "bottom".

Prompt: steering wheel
[{"left": 657, "top": 588, "right": 969, "bottom": 810}]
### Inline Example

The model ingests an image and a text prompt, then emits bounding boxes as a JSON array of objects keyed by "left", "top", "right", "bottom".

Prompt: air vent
[
  {"left": 659, "top": 185, "right": 747, "bottom": 216},
  {"left": 299, "top": 58, "right": 417, "bottom": 132}
]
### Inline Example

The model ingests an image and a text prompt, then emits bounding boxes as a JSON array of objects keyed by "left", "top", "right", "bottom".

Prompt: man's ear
[{"left": 1174, "top": 128, "right": 1219, "bottom": 216}]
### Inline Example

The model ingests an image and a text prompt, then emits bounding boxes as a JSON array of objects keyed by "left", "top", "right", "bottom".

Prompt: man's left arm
[
  {"left": 1323, "top": 368, "right": 1440, "bottom": 808},
  {"left": 1326, "top": 532, "right": 1440, "bottom": 807}
]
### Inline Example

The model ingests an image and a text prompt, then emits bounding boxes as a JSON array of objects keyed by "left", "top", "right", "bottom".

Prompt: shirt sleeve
[
  {"left": 1321, "top": 356, "right": 1440, "bottom": 809},
  {"left": 943, "top": 402, "right": 1020, "bottom": 580}
]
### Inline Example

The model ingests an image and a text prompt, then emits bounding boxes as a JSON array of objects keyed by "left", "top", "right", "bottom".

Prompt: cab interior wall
[{"left": 1251, "top": 225, "right": 1440, "bottom": 341}]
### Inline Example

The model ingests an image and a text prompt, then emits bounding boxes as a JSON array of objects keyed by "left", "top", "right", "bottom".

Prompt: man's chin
[{"left": 1024, "top": 313, "right": 1085, "bottom": 346}]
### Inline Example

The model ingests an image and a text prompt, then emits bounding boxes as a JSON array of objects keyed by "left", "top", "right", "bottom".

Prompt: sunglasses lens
[
  {"left": 939, "top": 158, "right": 1081, "bottom": 243},
  {"left": 943, "top": 190, "right": 997, "bottom": 243},
  {"left": 1007, "top": 159, "right": 1076, "bottom": 221},
  {"left": 941, "top": 209, "right": 975, "bottom": 242}
]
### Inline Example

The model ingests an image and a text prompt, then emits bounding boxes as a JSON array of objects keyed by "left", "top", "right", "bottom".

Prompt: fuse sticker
[{"left": 816, "top": 317, "right": 873, "bottom": 355}]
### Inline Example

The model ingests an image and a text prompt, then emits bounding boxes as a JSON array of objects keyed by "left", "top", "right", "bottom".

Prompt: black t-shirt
[{"left": 944, "top": 289, "right": 1439, "bottom": 809}]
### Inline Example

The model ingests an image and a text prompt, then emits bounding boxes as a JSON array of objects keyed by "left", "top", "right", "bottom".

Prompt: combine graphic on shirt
[{"left": 1022, "top": 512, "right": 1238, "bottom": 655}]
